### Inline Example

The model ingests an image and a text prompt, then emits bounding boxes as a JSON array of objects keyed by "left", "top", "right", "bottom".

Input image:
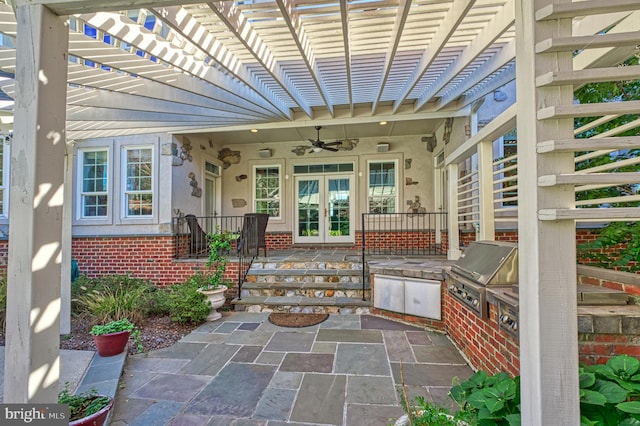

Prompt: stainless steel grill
[{"left": 446, "top": 241, "right": 518, "bottom": 319}]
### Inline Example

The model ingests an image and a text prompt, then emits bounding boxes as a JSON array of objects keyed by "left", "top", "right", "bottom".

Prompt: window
[
  {"left": 80, "top": 149, "right": 109, "bottom": 218},
  {"left": 123, "top": 146, "right": 153, "bottom": 217},
  {"left": 254, "top": 166, "right": 280, "bottom": 217},
  {"left": 368, "top": 161, "right": 397, "bottom": 213}
]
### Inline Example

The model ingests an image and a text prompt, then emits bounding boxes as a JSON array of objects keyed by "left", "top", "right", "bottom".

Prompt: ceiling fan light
[{"left": 312, "top": 147, "right": 323, "bottom": 153}]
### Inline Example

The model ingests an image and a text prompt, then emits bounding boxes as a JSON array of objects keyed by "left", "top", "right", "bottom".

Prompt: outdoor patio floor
[{"left": 110, "top": 312, "right": 473, "bottom": 426}]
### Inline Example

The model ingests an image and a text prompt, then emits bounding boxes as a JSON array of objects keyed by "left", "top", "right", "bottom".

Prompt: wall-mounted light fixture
[
  {"left": 377, "top": 143, "right": 390, "bottom": 152},
  {"left": 258, "top": 148, "right": 272, "bottom": 158}
]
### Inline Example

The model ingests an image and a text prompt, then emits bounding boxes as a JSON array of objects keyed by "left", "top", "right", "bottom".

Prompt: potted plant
[
  {"left": 196, "top": 229, "right": 231, "bottom": 321},
  {"left": 90, "top": 318, "right": 142, "bottom": 356},
  {"left": 59, "top": 385, "right": 113, "bottom": 426}
]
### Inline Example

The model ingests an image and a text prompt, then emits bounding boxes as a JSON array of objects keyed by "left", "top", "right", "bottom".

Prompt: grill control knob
[
  {"left": 472, "top": 299, "right": 479, "bottom": 306},
  {"left": 461, "top": 291, "right": 468, "bottom": 299},
  {"left": 512, "top": 322, "right": 518, "bottom": 332},
  {"left": 500, "top": 314, "right": 511, "bottom": 324},
  {"left": 449, "top": 284, "right": 456, "bottom": 292}
]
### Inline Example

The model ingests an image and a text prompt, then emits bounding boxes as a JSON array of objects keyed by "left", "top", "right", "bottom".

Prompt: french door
[{"left": 295, "top": 174, "right": 354, "bottom": 244}]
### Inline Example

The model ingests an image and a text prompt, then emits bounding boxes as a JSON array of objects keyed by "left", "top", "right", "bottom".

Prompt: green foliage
[
  {"left": 72, "top": 275, "right": 156, "bottom": 324},
  {"left": 578, "top": 222, "right": 640, "bottom": 272},
  {"left": 58, "top": 384, "right": 112, "bottom": 421},
  {"left": 203, "top": 229, "right": 232, "bottom": 289},
  {"left": 400, "top": 395, "right": 476, "bottom": 426},
  {"left": 450, "top": 371, "right": 521, "bottom": 426},
  {"left": 572, "top": 55, "right": 640, "bottom": 272},
  {"left": 158, "top": 277, "right": 210, "bottom": 323},
  {"left": 90, "top": 318, "right": 143, "bottom": 353},
  {"left": 580, "top": 355, "right": 640, "bottom": 426}
]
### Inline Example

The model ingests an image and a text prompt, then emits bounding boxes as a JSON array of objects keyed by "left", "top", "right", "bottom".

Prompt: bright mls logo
[{"left": 0, "top": 404, "right": 67, "bottom": 425}]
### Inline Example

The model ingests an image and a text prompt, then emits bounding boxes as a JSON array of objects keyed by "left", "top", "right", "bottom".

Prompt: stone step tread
[
  {"left": 248, "top": 268, "right": 363, "bottom": 275},
  {"left": 231, "top": 295, "right": 371, "bottom": 307},
  {"left": 242, "top": 281, "right": 369, "bottom": 290}
]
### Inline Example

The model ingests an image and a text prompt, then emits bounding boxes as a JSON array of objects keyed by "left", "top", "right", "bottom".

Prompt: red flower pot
[
  {"left": 69, "top": 397, "right": 114, "bottom": 426},
  {"left": 93, "top": 331, "right": 130, "bottom": 357}
]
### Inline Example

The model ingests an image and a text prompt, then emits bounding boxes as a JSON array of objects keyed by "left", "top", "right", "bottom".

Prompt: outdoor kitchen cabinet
[{"left": 373, "top": 274, "right": 441, "bottom": 320}]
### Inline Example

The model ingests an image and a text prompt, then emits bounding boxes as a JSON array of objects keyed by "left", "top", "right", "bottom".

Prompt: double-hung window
[
  {"left": 254, "top": 166, "right": 280, "bottom": 218},
  {"left": 123, "top": 146, "right": 153, "bottom": 217},
  {"left": 368, "top": 160, "right": 397, "bottom": 213},
  {"left": 80, "top": 149, "right": 109, "bottom": 218}
]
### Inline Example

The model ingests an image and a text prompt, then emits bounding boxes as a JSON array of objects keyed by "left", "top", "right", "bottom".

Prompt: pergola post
[
  {"left": 516, "top": 0, "right": 579, "bottom": 423},
  {"left": 477, "top": 140, "right": 495, "bottom": 240},
  {"left": 447, "top": 162, "right": 461, "bottom": 259},
  {"left": 3, "top": 4, "right": 69, "bottom": 402}
]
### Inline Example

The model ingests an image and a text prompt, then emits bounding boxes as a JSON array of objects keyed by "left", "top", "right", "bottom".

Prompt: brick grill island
[{"left": 369, "top": 245, "right": 640, "bottom": 377}]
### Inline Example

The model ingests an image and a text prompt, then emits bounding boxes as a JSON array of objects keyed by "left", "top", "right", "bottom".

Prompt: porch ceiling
[{"left": 0, "top": 0, "right": 622, "bottom": 143}]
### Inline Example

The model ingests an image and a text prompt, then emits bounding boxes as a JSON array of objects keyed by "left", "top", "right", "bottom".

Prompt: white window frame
[
  {"left": 0, "top": 140, "right": 9, "bottom": 218},
  {"left": 367, "top": 159, "right": 399, "bottom": 214},
  {"left": 121, "top": 145, "right": 155, "bottom": 219},
  {"left": 77, "top": 147, "right": 110, "bottom": 220},
  {"left": 253, "top": 164, "right": 282, "bottom": 220}
]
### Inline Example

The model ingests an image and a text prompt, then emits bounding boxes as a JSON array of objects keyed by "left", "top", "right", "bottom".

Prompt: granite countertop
[{"left": 367, "top": 258, "right": 453, "bottom": 281}]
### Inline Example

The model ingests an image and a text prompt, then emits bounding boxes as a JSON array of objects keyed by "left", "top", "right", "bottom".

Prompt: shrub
[
  {"left": 73, "top": 275, "right": 155, "bottom": 324},
  {"left": 159, "top": 276, "right": 210, "bottom": 323},
  {"left": 0, "top": 271, "right": 6, "bottom": 332}
]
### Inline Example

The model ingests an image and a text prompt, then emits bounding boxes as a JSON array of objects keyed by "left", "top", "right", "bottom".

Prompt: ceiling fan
[{"left": 308, "top": 126, "right": 341, "bottom": 152}]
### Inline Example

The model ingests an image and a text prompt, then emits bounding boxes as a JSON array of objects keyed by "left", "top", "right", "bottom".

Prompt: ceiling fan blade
[
  {"left": 323, "top": 146, "right": 340, "bottom": 152},
  {"left": 325, "top": 141, "right": 342, "bottom": 146}
]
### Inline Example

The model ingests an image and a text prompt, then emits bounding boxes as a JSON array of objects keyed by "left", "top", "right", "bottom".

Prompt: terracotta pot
[
  {"left": 93, "top": 330, "right": 130, "bottom": 357},
  {"left": 69, "top": 397, "right": 114, "bottom": 426},
  {"left": 199, "top": 286, "right": 227, "bottom": 321}
]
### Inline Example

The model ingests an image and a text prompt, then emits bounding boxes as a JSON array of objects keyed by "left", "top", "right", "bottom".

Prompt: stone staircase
[{"left": 231, "top": 255, "right": 371, "bottom": 314}]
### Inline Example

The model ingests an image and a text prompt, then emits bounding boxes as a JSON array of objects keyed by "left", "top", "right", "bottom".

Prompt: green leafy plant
[
  {"left": 73, "top": 275, "right": 155, "bottom": 323},
  {"left": 159, "top": 277, "right": 210, "bottom": 323},
  {"left": 58, "top": 384, "right": 112, "bottom": 421},
  {"left": 397, "top": 395, "right": 475, "bottom": 426},
  {"left": 579, "top": 355, "right": 640, "bottom": 426},
  {"left": 90, "top": 318, "right": 143, "bottom": 353},
  {"left": 202, "top": 229, "right": 232, "bottom": 289},
  {"left": 449, "top": 371, "right": 521, "bottom": 426}
]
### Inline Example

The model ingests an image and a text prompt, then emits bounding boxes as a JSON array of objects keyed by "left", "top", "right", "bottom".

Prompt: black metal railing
[
  {"left": 360, "top": 212, "right": 448, "bottom": 299},
  {"left": 172, "top": 214, "right": 264, "bottom": 298}
]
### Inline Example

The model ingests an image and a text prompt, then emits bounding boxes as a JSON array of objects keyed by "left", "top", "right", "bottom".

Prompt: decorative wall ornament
[
  {"left": 209, "top": 138, "right": 214, "bottom": 149},
  {"left": 339, "top": 139, "right": 358, "bottom": 150},
  {"left": 405, "top": 177, "right": 419, "bottom": 185},
  {"left": 291, "top": 146, "right": 307, "bottom": 156},
  {"left": 200, "top": 144, "right": 206, "bottom": 150},
  {"left": 232, "top": 199, "right": 247, "bottom": 208},
  {"left": 235, "top": 174, "right": 248, "bottom": 182},
  {"left": 443, "top": 117, "right": 454, "bottom": 145},
  {"left": 188, "top": 172, "right": 202, "bottom": 197},
  {"left": 407, "top": 196, "right": 427, "bottom": 215},
  {"left": 218, "top": 148, "right": 241, "bottom": 169},
  {"left": 405, "top": 159, "right": 412, "bottom": 169},
  {"left": 422, "top": 134, "right": 437, "bottom": 152}
]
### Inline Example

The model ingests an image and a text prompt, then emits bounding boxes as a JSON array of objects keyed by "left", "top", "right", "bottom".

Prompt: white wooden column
[
  {"left": 516, "top": 0, "right": 579, "bottom": 423},
  {"left": 447, "top": 162, "right": 461, "bottom": 259},
  {"left": 4, "top": 4, "right": 69, "bottom": 403},
  {"left": 477, "top": 140, "right": 495, "bottom": 240}
]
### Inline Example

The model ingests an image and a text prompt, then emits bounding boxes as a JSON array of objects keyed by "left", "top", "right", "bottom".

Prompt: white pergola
[{"left": 3, "top": 0, "right": 639, "bottom": 424}]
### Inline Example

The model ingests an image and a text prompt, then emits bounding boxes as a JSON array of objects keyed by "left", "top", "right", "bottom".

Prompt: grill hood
[{"left": 452, "top": 241, "right": 518, "bottom": 286}]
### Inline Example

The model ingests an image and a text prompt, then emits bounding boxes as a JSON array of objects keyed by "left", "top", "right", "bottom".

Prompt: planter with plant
[
  {"left": 197, "top": 229, "right": 232, "bottom": 321},
  {"left": 90, "top": 318, "right": 142, "bottom": 356},
  {"left": 59, "top": 385, "right": 113, "bottom": 426}
]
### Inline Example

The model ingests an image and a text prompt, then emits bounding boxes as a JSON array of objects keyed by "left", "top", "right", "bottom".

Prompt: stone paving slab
[
  {"left": 184, "top": 363, "right": 276, "bottom": 417},
  {"left": 280, "top": 353, "right": 334, "bottom": 373},
  {"left": 316, "top": 328, "right": 384, "bottom": 343},
  {"left": 335, "top": 343, "right": 390, "bottom": 375},
  {"left": 346, "top": 376, "right": 398, "bottom": 404},
  {"left": 264, "top": 331, "right": 315, "bottom": 352},
  {"left": 253, "top": 387, "right": 297, "bottom": 420},
  {"left": 147, "top": 342, "right": 208, "bottom": 359},
  {"left": 130, "top": 373, "right": 211, "bottom": 402},
  {"left": 390, "top": 362, "right": 473, "bottom": 387},
  {"left": 383, "top": 330, "right": 416, "bottom": 363},
  {"left": 345, "top": 403, "right": 405, "bottom": 426},
  {"left": 231, "top": 345, "right": 263, "bottom": 363},
  {"left": 413, "top": 344, "right": 468, "bottom": 364},
  {"left": 179, "top": 344, "right": 240, "bottom": 376},
  {"left": 290, "top": 373, "right": 346, "bottom": 425}
]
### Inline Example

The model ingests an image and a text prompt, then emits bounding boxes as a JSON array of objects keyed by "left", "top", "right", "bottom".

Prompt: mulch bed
[{"left": 268, "top": 313, "right": 329, "bottom": 328}]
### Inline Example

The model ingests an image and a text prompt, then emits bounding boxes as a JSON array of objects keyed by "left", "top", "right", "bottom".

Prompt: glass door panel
[
  {"left": 327, "top": 177, "right": 353, "bottom": 243},
  {"left": 296, "top": 178, "right": 321, "bottom": 243}
]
